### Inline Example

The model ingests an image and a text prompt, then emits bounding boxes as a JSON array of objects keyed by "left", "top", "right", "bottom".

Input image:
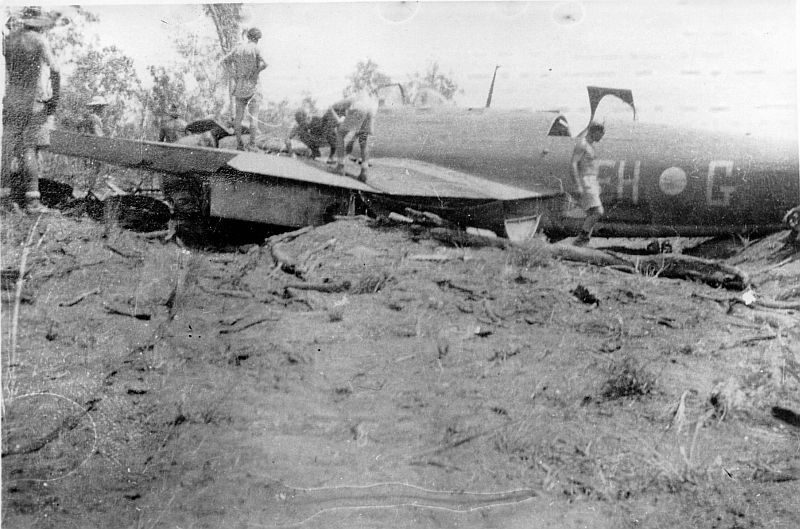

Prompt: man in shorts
[
  {"left": 1, "top": 6, "right": 60, "bottom": 214},
  {"left": 327, "top": 92, "right": 378, "bottom": 182},
  {"left": 221, "top": 27, "right": 267, "bottom": 151},
  {"left": 570, "top": 121, "right": 605, "bottom": 246}
]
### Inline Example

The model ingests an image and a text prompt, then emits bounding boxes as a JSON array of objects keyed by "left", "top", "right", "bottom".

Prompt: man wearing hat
[
  {"left": 84, "top": 95, "right": 108, "bottom": 136},
  {"left": 221, "top": 27, "right": 268, "bottom": 151},
  {"left": 158, "top": 104, "right": 188, "bottom": 143},
  {"left": 1, "top": 6, "right": 61, "bottom": 213}
]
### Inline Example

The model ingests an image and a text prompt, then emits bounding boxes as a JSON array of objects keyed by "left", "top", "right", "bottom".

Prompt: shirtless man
[
  {"left": 221, "top": 27, "right": 267, "bottom": 151},
  {"left": 570, "top": 121, "right": 605, "bottom": 246},
  {"left": 327, "top": 92, "right": 378, "bottom": 182},
  {"left": 1, "top": 7, "right": 60, "bottom": 213}
]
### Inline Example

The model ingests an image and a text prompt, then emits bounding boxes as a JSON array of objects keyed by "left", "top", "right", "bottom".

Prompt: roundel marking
[{"left": 659, "top": 167, "right": 687, "bottom": 196}]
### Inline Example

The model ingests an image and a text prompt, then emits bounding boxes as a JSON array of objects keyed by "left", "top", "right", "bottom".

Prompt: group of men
[
  {"left": 156, "top": 24, "right": 378, "bottom": 183},
  {"left": 2, "top": 12, "right": 603, "bottom": 243},
  {"left": 285, "top": 93, "right": 377, "bottom": 183}
]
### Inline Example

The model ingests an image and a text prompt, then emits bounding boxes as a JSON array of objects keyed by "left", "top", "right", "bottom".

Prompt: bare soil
[{"left": 2, "top": 204, "right": 799, "bottom": 529}]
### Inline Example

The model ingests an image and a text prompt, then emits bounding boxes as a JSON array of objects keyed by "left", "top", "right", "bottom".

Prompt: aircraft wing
[
  {"left": 48, "top": 131, "right": 564, "bottom": 235},
  {"left": 347, "top": 157, "right": 564, "bottom": 235},
  {"left": 50, "top": 130, "right": 239, "bottom": 174}
]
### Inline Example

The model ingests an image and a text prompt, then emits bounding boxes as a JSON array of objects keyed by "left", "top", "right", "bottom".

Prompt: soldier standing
[
  {"left": 1, "top": 6, "right": 60, "bottom": 214},
  {"left": 220, "top": 27, "right": 267, "bottom": 151}
]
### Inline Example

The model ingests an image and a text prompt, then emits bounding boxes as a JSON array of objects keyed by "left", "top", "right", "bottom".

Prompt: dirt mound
[{"left": 2, "top": 210, "right": 798, "bottom": 528}]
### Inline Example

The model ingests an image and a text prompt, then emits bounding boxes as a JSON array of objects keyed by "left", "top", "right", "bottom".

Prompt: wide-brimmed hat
[
  {"left": 246, "top": 27, "right": 262, "bottom": 41},
  {"left": 19, "top": 6, "right": 56, "bottom": 28},
  {"left": 87, "top": 95, "right": 108, "bottom": 107}
]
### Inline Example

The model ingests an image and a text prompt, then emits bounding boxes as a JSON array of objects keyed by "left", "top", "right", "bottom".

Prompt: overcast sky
[{"left": 7, "top": 1, "right": 799, "bottom": 138}]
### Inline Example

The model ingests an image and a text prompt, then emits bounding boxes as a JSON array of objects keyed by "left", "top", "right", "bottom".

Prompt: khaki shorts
[
  {"left": 3, "top": 102, "right": 50, "bottom": 155},
  {"left": 580, "top": 174, "right": 604, "bottom": 214}
]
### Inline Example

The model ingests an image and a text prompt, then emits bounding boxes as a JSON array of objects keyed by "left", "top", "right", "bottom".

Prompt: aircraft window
[{"left": 548, "top": 116, "right": 571, "bottom": 137}]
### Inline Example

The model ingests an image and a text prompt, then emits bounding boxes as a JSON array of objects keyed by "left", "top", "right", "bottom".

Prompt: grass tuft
[{"left": 601, "top": 356, "right": 656, "bottom": 400}]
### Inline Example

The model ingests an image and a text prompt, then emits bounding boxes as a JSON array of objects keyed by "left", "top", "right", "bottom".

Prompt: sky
[{"left": 5, "top": 1, "right": 799, "bottom": 139}]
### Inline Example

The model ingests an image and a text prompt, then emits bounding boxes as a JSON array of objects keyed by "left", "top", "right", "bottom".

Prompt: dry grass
[
  {"left": 601, "top": 355, "right": 657, "bottom": 400},
  {"left": 507, "top": 241, "right": 553, "bottom": 269}
]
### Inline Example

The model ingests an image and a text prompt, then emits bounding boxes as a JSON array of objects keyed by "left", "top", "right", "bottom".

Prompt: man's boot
[
  {"left": 572, "top": 231, "right": 591, "bottom": 247},
  {"left": 24, "top": 192, "right": 52, "bottom": 215}
]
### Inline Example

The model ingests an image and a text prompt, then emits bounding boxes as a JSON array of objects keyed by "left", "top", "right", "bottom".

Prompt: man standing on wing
[
  {"left": 327, "top": 92, "right": 378, "bottom": 183},
  {"left": 221, "top": 27, "right": 267, "bottom": 151},
  {"left": 1, "top": 6, "right": 60, "bottom": 214},
  {"left": 570, "top": 121, "right": 605, "bottom": 246}
]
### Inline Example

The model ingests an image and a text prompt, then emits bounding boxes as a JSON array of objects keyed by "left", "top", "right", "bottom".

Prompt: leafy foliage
[
  {"left": 148, "top": 30, "right": 229, "bottom": 128},
  {"left": 202, "top": 4, "right": 244, "bottom": 54},
  {"left": 402, "top": 62, "right": 462, "bottom": 106},
  {"left": 343, "top": 59, "right": 461, "bottom": 107},
  {"left": 343, "top": 59, "right": 393, "bottom": 97},
  {"left": 59, "top": 45, "right": 144, "bottom": 137}
]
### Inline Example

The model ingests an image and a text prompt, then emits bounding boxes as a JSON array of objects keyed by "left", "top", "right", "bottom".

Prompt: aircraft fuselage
[{"left": 369, "top": 106, "right": 800, "bottom": 237}]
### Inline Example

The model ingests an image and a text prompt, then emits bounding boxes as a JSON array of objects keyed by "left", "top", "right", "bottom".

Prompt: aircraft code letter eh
[{"left": 598, "top": 160, "right": 736, "bottom": 206}]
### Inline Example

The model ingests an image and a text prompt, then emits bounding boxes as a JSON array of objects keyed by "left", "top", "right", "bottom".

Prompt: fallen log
[
  {"left": 218, "top": 314, "right": 280, "bottom": 334},
  {"left": 283, "top": 280, "right": 351, "bottom": 294},
  {"left": 777, "top": 285, "right": 800, "bottom": 301},
  {"left": 102, "top": 301, "right": 152, "bottom": 320},
  {"left": 404, "top": 208, "right": 455, "bottom": 228},
  {"left": 608, "top": 252, "right": 750, "bottom": 290},
  {"left": 266, "top": 226, "right": 313, "bottom": 245},
  {"left": 58, "top": 288, "right": 100, "bottom": 307},
  {"left": 298, "top": 238, "right": 336, "bottom": 264},
  {"left": 134, "top": 229, "right": 172, "bottom": 240},
  {"left": 430, "top": 227, "right": 509, "bottom": 249},
  {"left": 333, "top": 214, "right": 371, "bottom": 222},
  {"left": 755, "top": 298, "right": 800, "bottom": 310},
  {"left": 269, "top": 243, "right": 307, "bottom": 279},
  {"left": 691, "top": 291, "right": 800, "bottom": 312},
  {"left": 550, "top": 243, "right": 630, "bottom": 267},
  {"left": 409, "top": 253, "right": 465, "bottom": 262},
  {"left": 197, "top": 284, "right": 253, "bottom": 299},
  {"left": 429, "top": 227, "right": 750, "bottom": 289}
]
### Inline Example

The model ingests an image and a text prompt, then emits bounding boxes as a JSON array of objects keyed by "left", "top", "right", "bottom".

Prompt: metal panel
[
  {"left": 226, "top": 152, "right": 373, "bottom": 191},
  {"left": 209, "top": 173, "right": 349, "bottom": 227},
  {"left": 368, "top": 158, "right": 557, "bottom": 199}
]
